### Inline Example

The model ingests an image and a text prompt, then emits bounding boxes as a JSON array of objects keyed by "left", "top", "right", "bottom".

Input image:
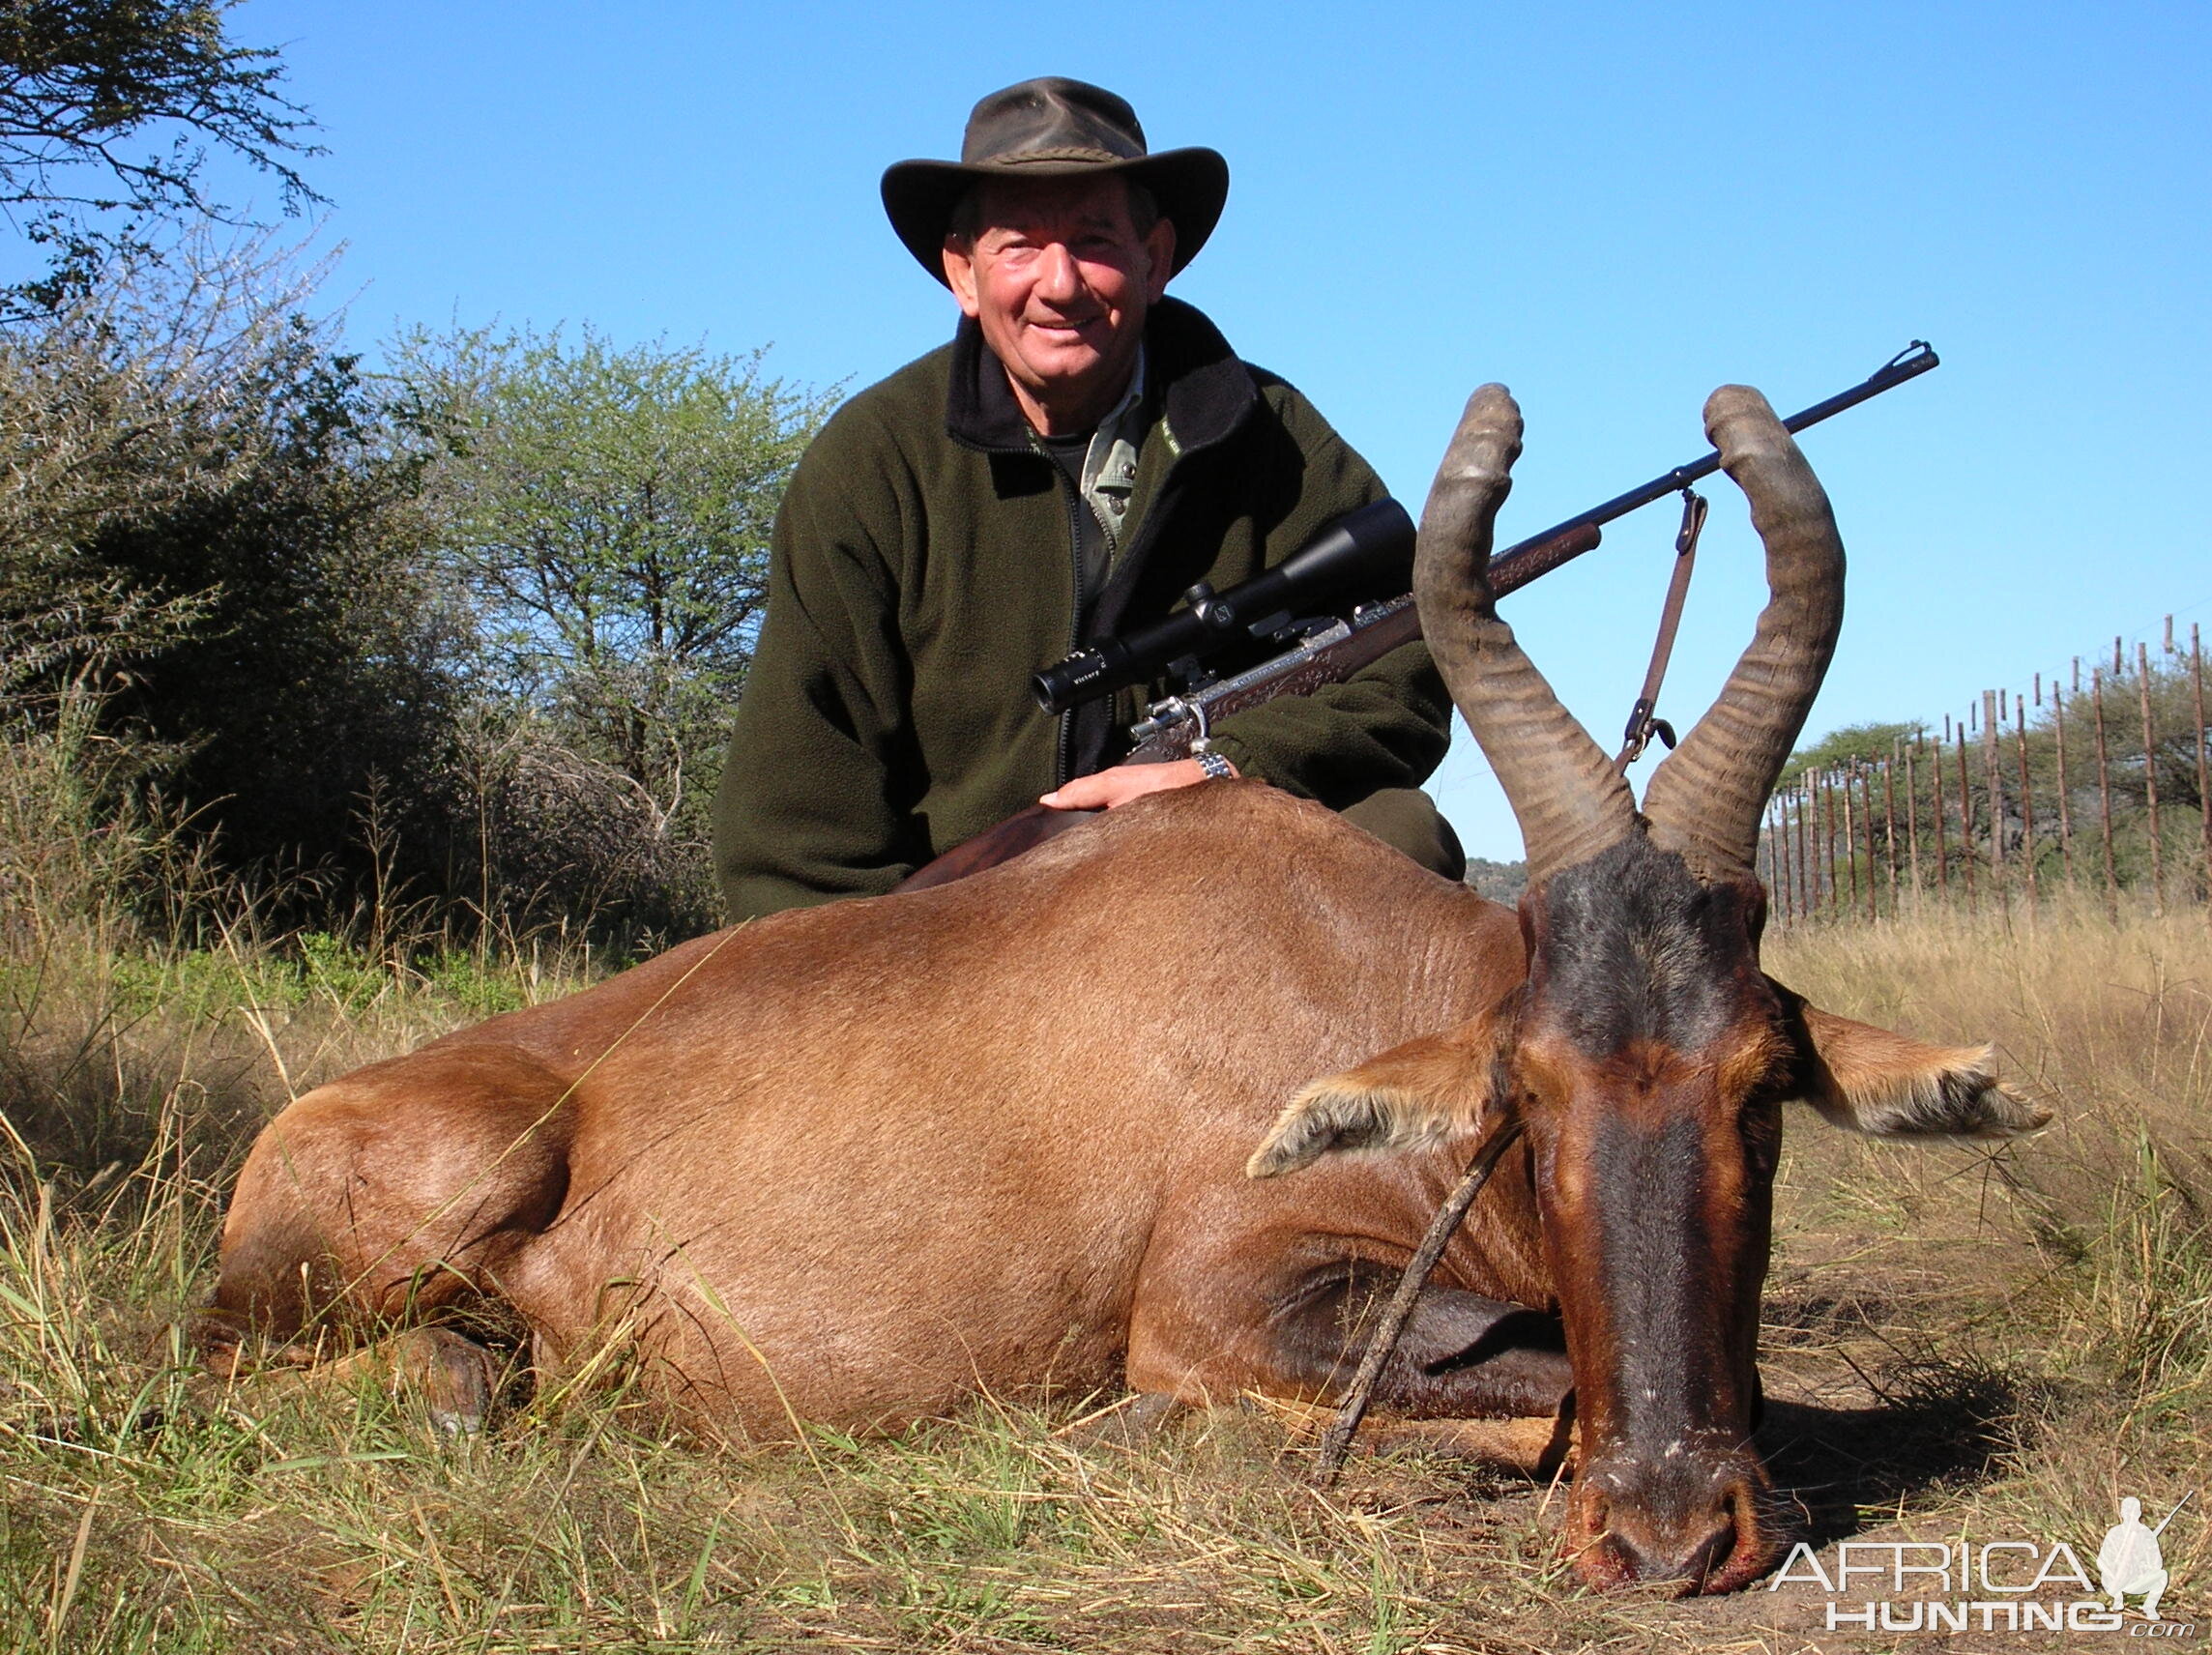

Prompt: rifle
[
  {"left": 1088, "top": 340, "right": 1940, "bottom": 765},
  {"left": 895, "top": 343, "right": 1939, "bottom": 892}
]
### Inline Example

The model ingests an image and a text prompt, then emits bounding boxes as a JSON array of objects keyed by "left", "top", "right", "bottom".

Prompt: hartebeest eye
[{"left": 1718, "top": 1018, "right": 1792, "bottom": 1109}]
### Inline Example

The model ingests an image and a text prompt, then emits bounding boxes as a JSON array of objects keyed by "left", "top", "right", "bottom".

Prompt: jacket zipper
[
  {"left": 1007, "top": 418, "right": 1178, "bottom": 788},
  {"left": 1050, "top": 460, "right": 1087, "bottom": 789}
]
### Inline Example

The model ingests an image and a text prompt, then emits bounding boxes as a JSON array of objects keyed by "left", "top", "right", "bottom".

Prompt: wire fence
[{"left": 1761, "top": 618, "right": 2212, "bottom": 923}]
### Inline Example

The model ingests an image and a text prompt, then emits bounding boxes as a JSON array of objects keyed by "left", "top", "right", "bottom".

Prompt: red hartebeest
[{"left": 205, "top": 383, "right": 2043, "bottom": 1594}]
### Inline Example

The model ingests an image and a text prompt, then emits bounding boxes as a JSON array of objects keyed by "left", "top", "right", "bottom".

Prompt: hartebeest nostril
[
  {"left": 1700, "top": 1476, "right": 1786, "bottom": 1594},
  {"left": 1675, "top": 1516, "right": 1740, "bottom": 1596}
]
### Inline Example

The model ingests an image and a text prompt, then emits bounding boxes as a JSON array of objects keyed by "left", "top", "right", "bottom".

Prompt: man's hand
[{"left": 1040, "top": 757, "right": 1238, "bottom": 810}]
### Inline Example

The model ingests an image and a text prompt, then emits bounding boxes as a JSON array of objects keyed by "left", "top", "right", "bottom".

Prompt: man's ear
[
  {"left": 1142, "top": 217, "right": 1177, "bottom": 302},
  {"left": 1790, "top": 999, "right": 2050, "bottom": 1139},
  {"left": 942, "top": 236, "right": 981, "bottom": 316},
  {"left": 1248, "top": 1011, "right": 1507, "bottom": 1178}
]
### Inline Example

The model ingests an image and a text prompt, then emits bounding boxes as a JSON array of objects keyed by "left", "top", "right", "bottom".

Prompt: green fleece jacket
[{"left": 711, "top": 298, "right": 1452, "bottom": 921}]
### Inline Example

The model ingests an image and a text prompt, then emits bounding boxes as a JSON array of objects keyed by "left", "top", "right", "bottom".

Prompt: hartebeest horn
[
  {"left": 1643, "top": 387, "right": 1845, "bottom": 880},
  {"left": 1416, "top": 386, "right": 1636, "bottom": 885}
]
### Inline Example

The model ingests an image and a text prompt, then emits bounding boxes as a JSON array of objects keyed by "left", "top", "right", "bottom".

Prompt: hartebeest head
[{"left": 1251, "top": 385, "right": 2045, "bottom": 1592}]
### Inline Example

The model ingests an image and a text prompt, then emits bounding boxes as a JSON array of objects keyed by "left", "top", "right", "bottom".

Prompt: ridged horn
[
  {"left": 1643, "top": 386, "right": 1845, "bottom": 879},
  {"left": 1416, "top": 385, "right": 1636, "bottom": 885}
]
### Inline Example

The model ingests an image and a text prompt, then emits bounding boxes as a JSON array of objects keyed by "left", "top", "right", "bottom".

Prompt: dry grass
[{"left": 1, "top": 874, "right": 2206, "bottom": 1650}]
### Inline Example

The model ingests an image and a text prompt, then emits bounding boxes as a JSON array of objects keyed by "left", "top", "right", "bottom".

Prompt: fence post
[
  {"left": 1800, "top": 774, "right": 1814, "bottom": 918},
  {"left": 1801, "top": 774, "right": 1815, "bottom": 920},
  {"left": 1822, "top": 769, "right": 1840, "bottom": 920},
  {"left": 1843, "top": 769, "right": 1859, "bottom": 917},
  {"left": 1784, "top": 796, "right": 1795, "bottom": 915},
  {"left": 1861, "top": 768, "right": 1879, "bottom": 922},
  {"left": 1778, "top": 784, "right": 1792, "bottom": 920},
  {"left": 2016, "top": 696, "right": 2038, "bottom": 923},
  {"left": 1983, "top": 688, "right": 2004, "bottom": 889},
  {"left": 2093, "top": 667, "right": 2118, "bottom": 918},
  {"left": 1805, "top": 771, "right": 1819, "bottom": 920},
  {"left": 1956, "top": 725, "right": 1977, "bottom": 914},
  {"left": 2139, "top": 642, "right": 2164, "bottom": 916},
  {"left": 1883, "top": 746, "right": 1900, "bottom": 915},
  {"left": 2194, "top": 624, "right": 2209, "bottom": 913},
  {"left": 1791, "top": 775, "right": 1804, "bottom": 918},
  {"left": 1932, "top": 731, "right": 1948, "bottom": 897},
  {"left": 1906, "top": 738, "right": 1922, "bottom": 900},
  {"left": 1760, "top": 798, "right": 1774, "bottom": 903},
  {"left": 1767, "top": 795, "right": 1785, "bottom": 920},
  {"left": 1790, "top": 772, "right": 1806, "bottom": 918},
  {"left": 2053, "top": 675, "right": 2075, "bottom": 890}
]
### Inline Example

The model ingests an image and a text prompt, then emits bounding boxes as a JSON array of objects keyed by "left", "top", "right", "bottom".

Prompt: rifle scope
[{"left": 1032, "top": 497, "right": 1414, "bottom": 716}]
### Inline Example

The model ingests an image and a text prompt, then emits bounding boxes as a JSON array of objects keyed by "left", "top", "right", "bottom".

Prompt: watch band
[{"left": 1195, "top": 749, "right": 1235, "bottom": 781}]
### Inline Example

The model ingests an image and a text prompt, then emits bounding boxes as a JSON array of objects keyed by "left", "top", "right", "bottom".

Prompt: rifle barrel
[
  {"left": 1488, "top": 341, "right": 1938, "bottom": 596},
  {"left": 2150, "top": 1491, "right": 2194, "bottom": 1536}
]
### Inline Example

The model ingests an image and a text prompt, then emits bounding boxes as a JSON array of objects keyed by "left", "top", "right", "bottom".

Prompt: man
[{"left": 713, "top": 77, "right": 1462, "bottom": 921}]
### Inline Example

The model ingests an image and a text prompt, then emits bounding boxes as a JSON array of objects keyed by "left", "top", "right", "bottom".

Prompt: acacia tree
[
  {"left": 2, "top": 230, "right": 456, "bottom": 863},
  {"left": 0, "top": 0, "right": 322, "bottom": 309},
  {"left": 1786, "top": 720, "right": 1927, "bottom": 779},
  {"left": 395, "top": 325, "right": 834, "bottom": 836},
  {"left": 0, "top": 229, "right": 332, "bottom": 693}
]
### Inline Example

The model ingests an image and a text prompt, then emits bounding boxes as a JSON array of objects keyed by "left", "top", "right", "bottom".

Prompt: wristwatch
[{"left": 1194, "top": 749, "right": 1236, "bottom": 782}]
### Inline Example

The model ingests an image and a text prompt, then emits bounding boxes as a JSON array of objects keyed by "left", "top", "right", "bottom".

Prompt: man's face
[{"left": 942, "top": 175, "right": 1177, "bottom": 435}]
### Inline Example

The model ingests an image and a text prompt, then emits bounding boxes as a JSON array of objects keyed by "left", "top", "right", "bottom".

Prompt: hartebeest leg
[
  {"left": 203, "top": 1042, "right": 576, "bottom": 1365},
  {"left": 1127, "top": 1257, "right": 1570, "bottom": 1419},
  {"left": 1267, "top": 1265, "right": 1570, "bottom": 1417},
  {"left": 196, "top": 1326, "right": 511, "bottom": 1436}
]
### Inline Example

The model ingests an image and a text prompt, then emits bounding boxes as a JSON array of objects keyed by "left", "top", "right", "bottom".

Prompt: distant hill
[{"left": 1465, "top": 857, "right": 1528, "bottom": 905}]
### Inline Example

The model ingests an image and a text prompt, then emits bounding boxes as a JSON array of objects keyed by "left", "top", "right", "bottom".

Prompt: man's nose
[{"left": 1033, "top": 241, "right": 1083, "bottom": 302}]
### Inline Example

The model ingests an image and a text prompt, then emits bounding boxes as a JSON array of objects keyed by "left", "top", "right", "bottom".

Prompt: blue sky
[{"left": 193, "top": 4, "right": 2212, "bottom": 855}]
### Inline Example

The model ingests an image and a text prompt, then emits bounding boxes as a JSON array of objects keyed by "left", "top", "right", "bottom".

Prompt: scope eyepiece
[
  {"left": 1032, "top": 639, "right": 1133, "bottom": 717},
  {"left": 1029, "top": 498, "right": 1414, "bottom": 717}
]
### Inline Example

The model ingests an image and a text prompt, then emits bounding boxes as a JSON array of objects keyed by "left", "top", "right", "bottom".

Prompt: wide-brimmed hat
[{"left": 881, "top": 77, "right": 1229, "bottom": 286}]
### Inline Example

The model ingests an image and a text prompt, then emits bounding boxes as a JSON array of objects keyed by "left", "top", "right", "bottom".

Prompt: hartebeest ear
[
  {"left": 1247, "top": 1014, "right": 1507, "bottom": 1178},
  {"left": 1791, "top": 1001, "right": 2050, "bottom": 1139}
]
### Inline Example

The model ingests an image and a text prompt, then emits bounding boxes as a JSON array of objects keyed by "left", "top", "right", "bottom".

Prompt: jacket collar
[{"left": 945, "top": 296, "right": 1257, "bottom": 457}]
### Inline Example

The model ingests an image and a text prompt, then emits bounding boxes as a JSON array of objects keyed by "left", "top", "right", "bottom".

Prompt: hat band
[{"left": 978, "top": 146, "right": 1135, "bottom": 168}]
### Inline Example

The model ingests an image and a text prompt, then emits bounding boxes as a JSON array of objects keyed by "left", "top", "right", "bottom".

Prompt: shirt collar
[{"left": 1080, "top": 345, "right": 1147, "bottom": 516}]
